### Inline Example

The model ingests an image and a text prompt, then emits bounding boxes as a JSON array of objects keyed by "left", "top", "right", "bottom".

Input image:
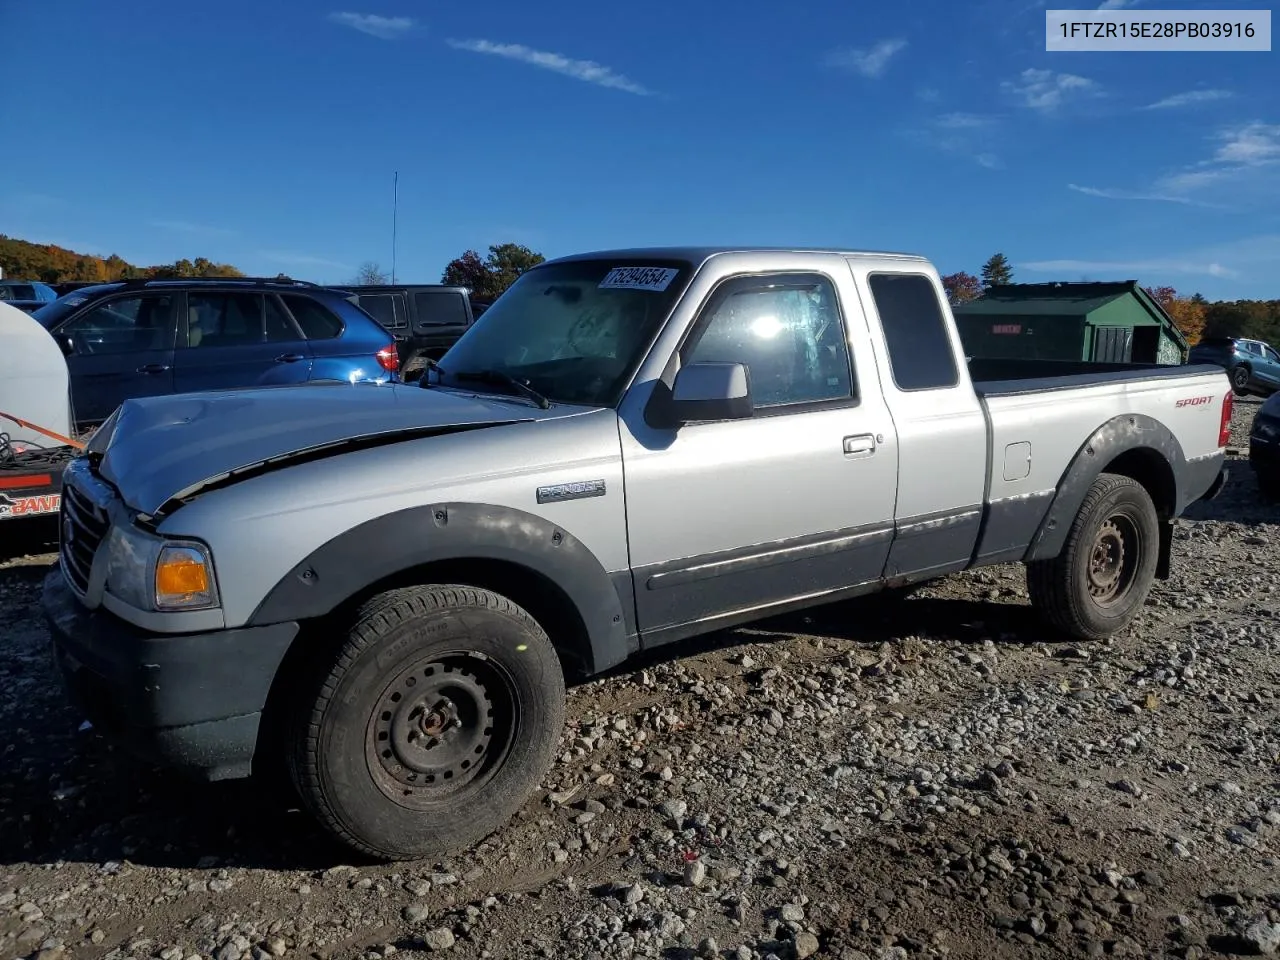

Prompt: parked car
[
  {"left": 0, "top": 279, "right": 60, "bottom": 313},
  {"left": 331, "top": 284, "right": 490, "bottom": 381},
  {"left": 43, "top": 245, "right": 1230, "bottom": 861},
  {"left": 49, "top": 281, "right": 106, "bottom": 297},
  {"left": 1250, "top": 391, "right": 1280, "bottom": 500},
  {"left": 31, "top": 276, "right": 401, "bottom": 426},
  {"left": 1187, "top": 336, "right": 1280, "bottom": 397}
]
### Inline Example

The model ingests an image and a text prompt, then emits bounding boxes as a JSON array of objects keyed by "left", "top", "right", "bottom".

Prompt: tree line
[
  {"left": 941, "top": 252, "right": 1280, "bottom": 348},
  {"left": 0, "top": 235, "right": 244, "bottom": 283}
]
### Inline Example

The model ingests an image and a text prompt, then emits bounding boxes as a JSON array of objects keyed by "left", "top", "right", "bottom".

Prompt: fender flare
[
  {"left": 1025, "top": 413, "right": 1185, "bottom": 563},
  {"left": 247, "top": 501, "right": 634, "bottom": 675}
]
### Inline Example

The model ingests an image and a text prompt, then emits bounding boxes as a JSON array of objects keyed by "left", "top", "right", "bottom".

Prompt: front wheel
[
  {"left": 1026, "top": 473, "right": 1160, "bottom": 641},
  {"left": 287, "top": 585, "right": 566, "bottom": 861}
]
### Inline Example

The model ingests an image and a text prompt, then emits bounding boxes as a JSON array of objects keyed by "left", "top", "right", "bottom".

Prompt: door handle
[
  {"left": 843, "top": 433, "right": 876, "bottom": 457},
  {"left": 275, "top": 353, "right": 306, "bottom": 363},
  {"left": 136, "top": 363, "right": 170, "bottom": 374}
]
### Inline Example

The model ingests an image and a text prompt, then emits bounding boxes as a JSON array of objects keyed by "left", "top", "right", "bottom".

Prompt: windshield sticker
[{"left": 598, "top": 267, "right": 679, "bottom": 292}]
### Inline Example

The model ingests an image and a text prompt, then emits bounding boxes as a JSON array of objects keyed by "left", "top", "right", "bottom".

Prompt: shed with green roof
[{"left": 952, "top": 280, "right": 1188, "bottom": 366}]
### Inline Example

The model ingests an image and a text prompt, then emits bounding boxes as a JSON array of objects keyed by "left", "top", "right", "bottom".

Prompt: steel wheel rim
[
  {"left": 1234, "top": 368, "right": 1249, "bottom": 387},
  {"left": 1086, "top": 513, "right": 1140, "bottom": 606},
  {"left": 366, "top": 650, "right": 518, "bottom": 810}
]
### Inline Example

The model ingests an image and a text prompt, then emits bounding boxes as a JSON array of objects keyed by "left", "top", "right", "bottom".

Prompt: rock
[
  {"left": 1244, "top": 920, "right": 1280, "bottom": 956},
  {"left": 421, "top": 928, "right": 455, "bottom": 951},
  {"left": 402, "top": 903, "right": 431, "bottom": 923},
  {"left": 659, "top": 799, "right": 688, "bottom": 821},
  {"left": 267, "top": 938, "right": 288, "bottom": 957},
  {"left": 621, "top": 883, "right": 644, "bottom": 906},
  {"left": 683, "top": 860, "right": 708, "bottom": 887},
  {"left": 779, "top": 903, "right": 805, "bottom": 923},
  {"left": 795, "top": 932, "right": 821, "bottom": 958}
]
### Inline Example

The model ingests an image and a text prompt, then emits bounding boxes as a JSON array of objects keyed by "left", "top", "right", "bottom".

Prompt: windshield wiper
[{"left": 450, "top": 369, "right": 552, "bottom": 409}]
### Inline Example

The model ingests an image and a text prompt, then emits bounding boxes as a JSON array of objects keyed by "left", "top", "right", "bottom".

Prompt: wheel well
[
  {"left": 1101, "top": 448, "right": 1176, "bottom": 519},
  {"left": 253, "top": 558, "right": 596, "bottom": 783},
  {"left": 325, "top": 558, "right": 593, "bottom": 677}
]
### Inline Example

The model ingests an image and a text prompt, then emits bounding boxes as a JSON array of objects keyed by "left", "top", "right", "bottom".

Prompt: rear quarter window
[
  {"left": 283, "top": 295, "right": 345, "bottom": 340},
  {"left": 868, "top": 273, "right": 960, "bottom": 391},
  {"left": 413, "top": 291, "right": 469, "bottom": 327}
]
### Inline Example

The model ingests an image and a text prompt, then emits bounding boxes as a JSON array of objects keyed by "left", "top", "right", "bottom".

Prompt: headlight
[{"left": 155, "top": 542, "right": 219, "bottom": 611}]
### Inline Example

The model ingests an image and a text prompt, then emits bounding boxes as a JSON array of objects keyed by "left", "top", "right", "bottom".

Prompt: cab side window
[{"left": 682, "top": 273, "right": 855, "bottom": 409}]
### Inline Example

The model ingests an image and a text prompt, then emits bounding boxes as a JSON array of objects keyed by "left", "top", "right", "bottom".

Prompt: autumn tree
[
  {"left": 980, "top": 253, "right": 1013, "bottom": 290},
  {"left": 442, "top": 243, "right": 545, "bottom": 300},
  {"left": 350, "top": 261, "right": 390, "bottom": 285},
  {"left": 1145, "top": 285, "right": 1207, "bottom": 346},
  {"left": 941, "top": 271, "right": 982, "bottom": 306}
]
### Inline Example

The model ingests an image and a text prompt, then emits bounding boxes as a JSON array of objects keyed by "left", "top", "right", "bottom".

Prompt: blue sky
[{"left": 1, "top": 0, "right": 1277, "bottom": 299}]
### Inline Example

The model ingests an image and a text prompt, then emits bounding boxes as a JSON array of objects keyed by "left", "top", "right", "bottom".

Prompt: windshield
[
  {"left": 434, "top": 258, "right": 693, "bottom": 407},
  {"left": 31, "top": 290, "right": 105, "bottom": 328},
  {"left": 0, "top": 283, "right": 37, "bottom": 301}
]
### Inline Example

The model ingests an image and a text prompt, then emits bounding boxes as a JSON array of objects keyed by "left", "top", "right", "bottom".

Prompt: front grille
[{"left": 60, "top": 481, "right": 109, "bottom": 595}]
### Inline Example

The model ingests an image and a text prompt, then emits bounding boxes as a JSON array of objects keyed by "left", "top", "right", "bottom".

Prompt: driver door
[{"left": 57, "top": 293, "right": 178, "bottom": 424}]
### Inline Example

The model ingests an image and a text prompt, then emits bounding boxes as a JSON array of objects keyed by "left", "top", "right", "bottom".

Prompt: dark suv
[
  {"left": 333, "top": 284, "right": 491, "bottom": 380},
  {"left": 32, "top": 276, "right": 401, "bottom": 426},
  {"left": 1187, "top": 337, "right": 1280, "bottom": 397}
]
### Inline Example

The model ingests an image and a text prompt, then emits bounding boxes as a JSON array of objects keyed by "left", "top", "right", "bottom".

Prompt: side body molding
[
  {"left": 1025, "top": 413, "right": 1184, "bottom": 564},
  {"left": 248, "top": 502, "right": 635, "bottom": 675}
]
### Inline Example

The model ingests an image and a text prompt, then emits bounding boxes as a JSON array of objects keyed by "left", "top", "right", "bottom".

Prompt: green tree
[
  {"left": 442, "top": 243, "right": 545, "bottom": 299},
  {"left": 980, "top": 253, "right": 1013, "bottom": 290}
]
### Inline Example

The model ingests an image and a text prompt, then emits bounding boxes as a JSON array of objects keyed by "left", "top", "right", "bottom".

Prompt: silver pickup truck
[{"left": 43, "top": 246, "right": 1232, "bottom": 860}]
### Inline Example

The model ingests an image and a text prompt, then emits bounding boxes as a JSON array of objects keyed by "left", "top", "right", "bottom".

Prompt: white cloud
[
  {"left": 149, "top": 219, "right": 236, "bottom": 237},
  {"left": 1144, "top": 89, "right": 1232, "bottom": 110},
  {"left": 1022, "top": 256, "right": 1239, "bottom": 279},
  {"left": 1211, "top": 121, "right": 1280, "bottom": 165},
  {"left": 1021, "top": 235, "right": 1280, "bottom": 284},
  {"left": 327, "top": 12, "right": 415, "bottom": 40},
  {"left": 909, "top": 114, "right": 1003, "bottom": 170},
  {"left": 824, "top": 39, "right": 908, "bottom": 78},
  {"left": 1003, "top": 67, "right": 1100, "bottom": 111},
  {"left": 935, "top": 112, "right": 996, "bottom": 130},
  {"left": 446, "top": 39, "right": 653, "bottom": 95},
  {"left": 1150, "top": 122, "right": 1280, "bottom": 197},
  {"left": 1066, "top": 183, "right": 1218, "bottom": 207}
]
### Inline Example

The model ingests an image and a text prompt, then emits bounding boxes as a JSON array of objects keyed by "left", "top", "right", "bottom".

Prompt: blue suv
[
  {"left": 32, "top": 277, "right": 401, "bottom": 426},
  {"left": 1187, "top": 336, "right": 1280, "bottom": 398}
]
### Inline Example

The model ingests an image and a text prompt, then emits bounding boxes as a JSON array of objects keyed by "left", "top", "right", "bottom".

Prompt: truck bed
[{"left": 967, "top": 357, "right": 1228, "bottom": 397}]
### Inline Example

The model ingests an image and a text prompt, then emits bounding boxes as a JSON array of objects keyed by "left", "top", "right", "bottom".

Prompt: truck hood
[{"left": 85, "top": 382, "right": 551, "bottom": 516}]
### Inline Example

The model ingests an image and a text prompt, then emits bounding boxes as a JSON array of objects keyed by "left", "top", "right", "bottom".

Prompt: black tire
[
  {"left": 1026, "top": 473, "right": 1160, "bottom": 641},
  {"left": 1257, "top": 465, "right": 1280, "bottom": 502},
  {"left": 287, "top": 585, "right": 566, "bottom": 861},
  {"left": 1230, "top": 365, "right": 1251, "bottom": 395},
  {"left": 400, "top": 353, "right": 426, "bottom": 383}
]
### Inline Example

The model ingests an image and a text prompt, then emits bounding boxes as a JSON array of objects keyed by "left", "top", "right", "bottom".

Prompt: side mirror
[
  {"left": 670, "top": 361, "right": 753, "bottom": 424},
  {"left": 58, "top": 335, "right": 75, "bottom": 356}
]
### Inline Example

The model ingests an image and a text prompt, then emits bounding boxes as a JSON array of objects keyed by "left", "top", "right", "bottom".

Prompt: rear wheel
[
  {"left": 1026, "top": 473, "right": 1160, "bottom": 641},
  {"left": 287, "top": 585, "right": 566, "bottom": 861},
  {"left": 1230, "top": 365, "right": 1251, "bottom": 395}
]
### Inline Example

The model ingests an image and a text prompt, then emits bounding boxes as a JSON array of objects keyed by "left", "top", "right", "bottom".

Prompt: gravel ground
[{"left": 2, "top": 400, "right": 1277, "bottom": 960}]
